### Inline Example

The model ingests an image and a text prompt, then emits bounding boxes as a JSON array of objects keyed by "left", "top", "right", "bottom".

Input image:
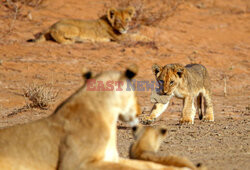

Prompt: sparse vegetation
[
  {"left": 2, "top": 0, "right": 45, "bottom": 10},
  {"left": 23, "top": 84, "right": 58, "bottom": 109},
  {"left": 0, "top": 0, "right": 45, "bottom": 38},
  {"left": 7, "top": 84, "right": 58, "bottom": 117}
]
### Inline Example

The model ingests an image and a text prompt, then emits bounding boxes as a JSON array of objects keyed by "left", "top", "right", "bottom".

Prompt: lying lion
[
  {"left": 28, "top": 7, "right": 149, "bottom": 44},
  {"left": 0, "top": 66, "right": 187, "bottom": 170},
  {"left": 129, "top": 126, "right": 207, "bottom": 170}
]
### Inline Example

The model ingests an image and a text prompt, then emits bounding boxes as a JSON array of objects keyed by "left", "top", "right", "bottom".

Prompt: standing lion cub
[
  {"left": 143, "top": 63, "right": 214, "bottom": 124},
  {"left": 28, "top": 7, "right": 148, "bottom": 44}
]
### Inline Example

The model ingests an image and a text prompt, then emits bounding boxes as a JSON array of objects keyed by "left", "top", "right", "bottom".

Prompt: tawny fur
[
  {"left": 129, "top": 126, "right": 206, "bottom": 170},
  {"left": 143, "top": 63, "right": 214, "bottom": 124},
  {"left": 0, "top": 66, "right": 187, "bottom": 170},
  {"left": 29, "top": 7, "right": 149, "bottom": 44}
]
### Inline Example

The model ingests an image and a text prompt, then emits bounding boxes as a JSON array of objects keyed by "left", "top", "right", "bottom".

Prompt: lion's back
[{"left": 185, "top": 64, "right": 211, "bottom": 88}]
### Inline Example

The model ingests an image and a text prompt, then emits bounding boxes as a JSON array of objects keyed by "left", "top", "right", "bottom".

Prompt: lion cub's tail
[{"left": 27, "top": 30, "right": 51, "bottom": 43}]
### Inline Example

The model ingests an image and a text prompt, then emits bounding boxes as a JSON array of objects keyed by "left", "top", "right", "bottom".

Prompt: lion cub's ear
[
  {"left": 126, "top": 6, "right": 135, "bottom": 17},
  {"left": 172, "top": 64, "right": 185, "bottom": 78},
  {"left": 177, "top": 68, "right": 184, "bottom": 78},
  {"left": 82, "top": 67, "right": 92, "bottom": 80},
  {"left": 152, "top": 64, "right": 162, "bottom": 75},
  {"left": 132, "top": 126, "right": 138, "bottom": 133},
  {"left": 125, "top": 64, "right": 138, "bottom": 79},
  {"left": 131, "top": 125, "right": 143, "bottom": 139},
  {"left": 159, "top": 128, "right": 167, "bottom": 136},
  {"left": 175, "top": 66, "right": 185, "bottom": 78},
  {"left": 107, "top": 8, "right": 117, "bottom": 25}
]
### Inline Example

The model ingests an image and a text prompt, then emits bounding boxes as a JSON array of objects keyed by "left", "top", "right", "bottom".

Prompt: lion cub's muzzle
[
  {"left": 119, "top": 28, "right": 128, "bottom": 34},
  {"left": 156, "top": 89, "right": 168, "bottom": 96}
]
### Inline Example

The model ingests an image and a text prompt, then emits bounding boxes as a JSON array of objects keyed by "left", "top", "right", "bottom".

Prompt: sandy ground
[{"left": 0, "top": 0, "right": 249, "bottom": 169}]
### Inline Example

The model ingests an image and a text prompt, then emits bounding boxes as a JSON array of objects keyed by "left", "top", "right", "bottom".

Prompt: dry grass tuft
[
  {"left": 2, "top": 0, "right": 45, "bottom": 10},
  {"left": 0, "top": 0, "right": 45, "bottom": 38},
  {"left": 24, "top": 84, "right": 58, "bottom": 109},
  {"left": 7, "top": 84, "right": 58, "bottom": 117}
]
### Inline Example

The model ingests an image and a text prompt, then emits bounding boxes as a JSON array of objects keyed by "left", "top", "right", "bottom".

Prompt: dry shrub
[
  {"left": 189, "top": 0, "right": 249, "bottom": 14},
  {"left": 104, "top": 0, "right": 183, "bottom": 30},
  {"left": 14, "top": 0, "right": 44, "bottom": 7},
  {"left": 1, "top": 0, "right": 45, "bottom": 22},
  {"left": 2, "top": 0, "right": 44, "bottom": 10},
  {"left": 24, "top": 84, "right": 58, "bottom": 109},
  {"left": 0, "top": 0, "right": 45, "bottom": 35},
  {"left": 8, "top": 84, "right": 58, "bottom": 117}
]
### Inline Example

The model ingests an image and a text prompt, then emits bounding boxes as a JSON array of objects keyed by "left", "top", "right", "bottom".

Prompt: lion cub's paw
[
  {"left": 203, "top": 115, "right": 214, "bottom": 122},
  {"left": 179, "top": 117, "right": 194, "bottom": 125},
  {"left": 141, "top": 115, "right": 156, "bottom": 125}
]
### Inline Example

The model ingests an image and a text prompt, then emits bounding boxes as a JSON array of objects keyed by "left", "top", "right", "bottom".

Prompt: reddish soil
[{"left": 0, "top": 0, "right": 249, "bottom": 169}]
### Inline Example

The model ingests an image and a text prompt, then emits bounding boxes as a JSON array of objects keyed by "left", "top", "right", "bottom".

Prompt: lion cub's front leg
[
  {"left": 180, "top": 97, "right": 195, "bottom": 124},
  {"left": 128, "top": 33, "right": 151, "bottom": 42},
  {"left": 142, "top": 102, "right": 169, "bottom": 124},
  {"left": 113, "top": 33, "right": 151, "bottom": 42}
]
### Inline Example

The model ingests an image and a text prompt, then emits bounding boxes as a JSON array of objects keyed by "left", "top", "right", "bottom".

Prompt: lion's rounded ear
[
  {"left": 132, "top": 126, "right": 138, "bottom": 132},
  {"left": 152, "top": 64, "right": 161, "bottom": 75},
  {"left": 176, "top": 68, "right": 184, "bottom": 78},
  {"left": 132, "top": 125, "right": 142, "bottom": 138},
  {"left": 82, "top": 67, "right": 92, "bottom": 80},
  {"left": 173, "top": 64, "right": 185, "bottom": 78},
  {"left": 160, "top": 128, "right": 167, "bottom": 135},
  {"left": 126, "top": 6, "right": 135, "bottom": 17},
  {"left": 107, "top": 8, "right": 117, "bottom": 25},
  {"left": 125, "top": 64, "right": 138, "bottom": 79}
]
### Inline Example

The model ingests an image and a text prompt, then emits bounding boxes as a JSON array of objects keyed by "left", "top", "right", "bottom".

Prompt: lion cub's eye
[
  {"left": 125, "top": 18, "right": 129, "bottom": 22},
  {"left": 170, "top": 81, "right": 174, "bottom": 86}
]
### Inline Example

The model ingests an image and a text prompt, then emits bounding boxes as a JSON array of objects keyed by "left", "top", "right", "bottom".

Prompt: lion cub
[
  {"left": 143, "top": 63, "right": 214, "bottom": 124},
  {"left": 129, "top": 126, "right": 206, "bottom": 170},
  {"left": 28, "top": 7, "right": 148, "bottom": 44}
]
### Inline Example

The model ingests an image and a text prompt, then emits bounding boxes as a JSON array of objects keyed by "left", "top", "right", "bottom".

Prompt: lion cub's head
[
  {"left": 152, "top": 63, "right": 186, "bottom": 96},
  {"left": 107, "top": 6, "right": 135, "bottom": 34},
  {"left": 130, "top": 125, "right": 168, "bottom": 156}
]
